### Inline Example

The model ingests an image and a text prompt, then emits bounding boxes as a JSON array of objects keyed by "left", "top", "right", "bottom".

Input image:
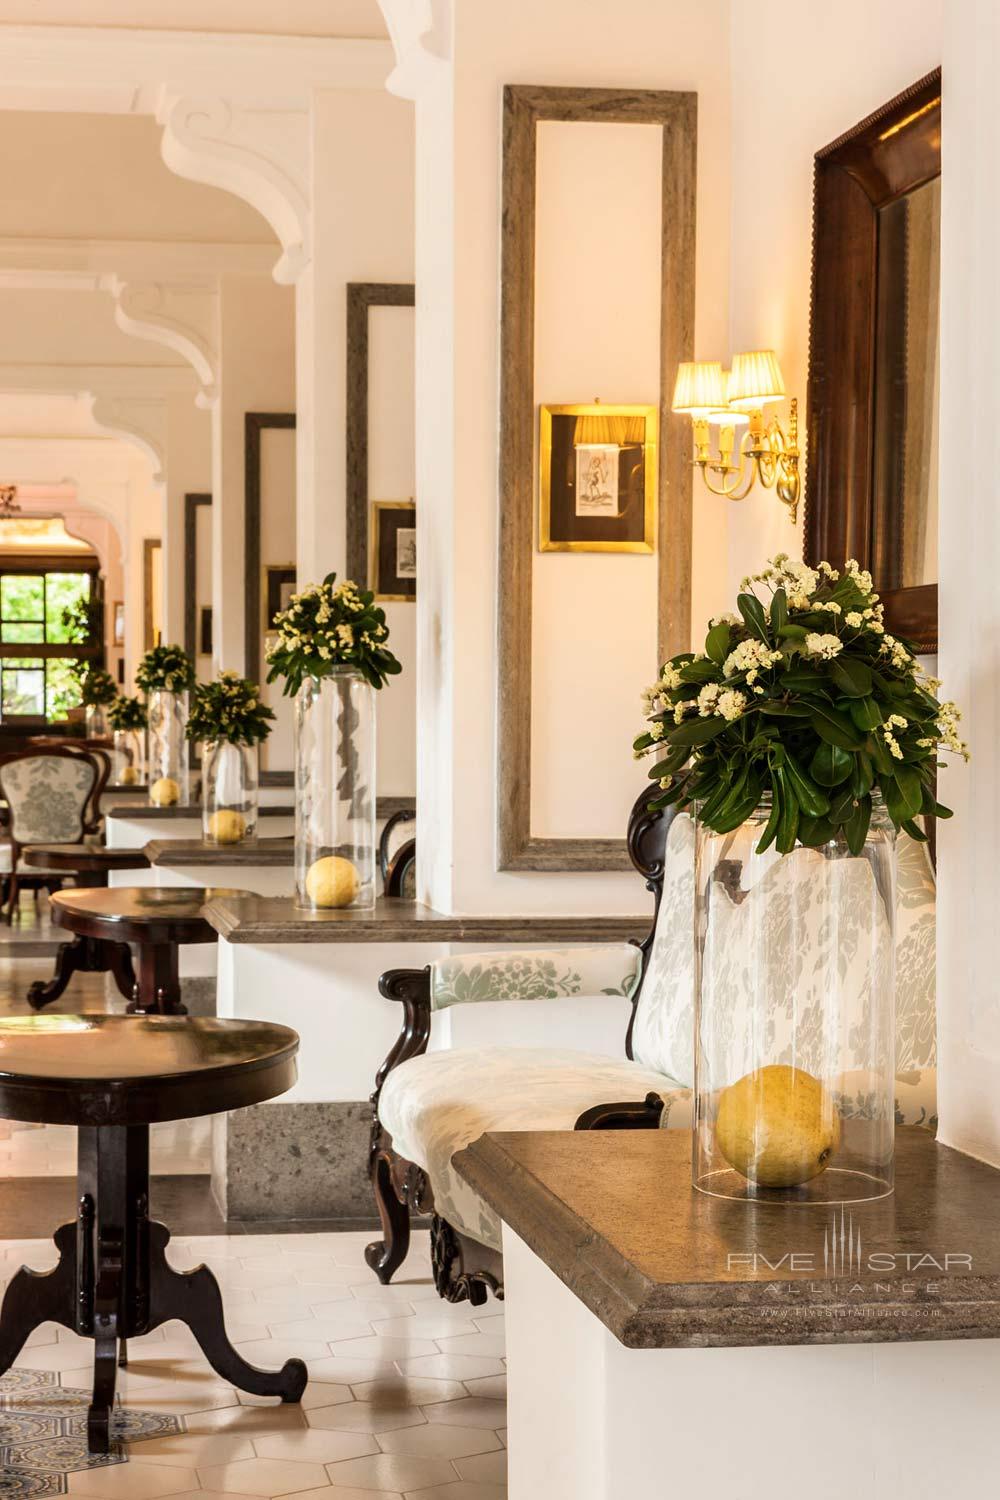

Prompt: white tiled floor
[
  {"left": 0, "top": 1116, "right": 213, "bottom": 1176},
  {"left": 0, "top": 1230, "right": 508, "bottom": 1498}
]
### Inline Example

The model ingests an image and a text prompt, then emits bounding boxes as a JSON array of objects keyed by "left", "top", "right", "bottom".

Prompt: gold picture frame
[
  {"left": 539, "top": 403, "right": 658, "bottom": 554},
  {"left": 370, "top": 501, "right": 416, "bottom": 602}
]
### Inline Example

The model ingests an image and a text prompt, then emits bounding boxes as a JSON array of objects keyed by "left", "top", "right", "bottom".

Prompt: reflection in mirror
[{"left": 873, "top": 176, "right": 940, "bottom": 592}]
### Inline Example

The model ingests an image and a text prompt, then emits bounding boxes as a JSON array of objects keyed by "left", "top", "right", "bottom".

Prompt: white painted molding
[
  {"left": 0, "top": 365, "right": 198, "bottom": 399},
  {"left": 88, "top": 394, "right": 168, "bottom": 484},
  {"left": 104, "top": 277, "right": 219, "bottom": 408},
  {"left": 0, "top": 238, "right": 277, "bottom": 279},
  {"left": 0, "top": 25, "right": 395, "bottom": 285},
  {"left": 378, "top": 0, "right": 451, "bottom": 100},
  {"left": 157, "top": 93, "right": 309, "bottom": 285}
]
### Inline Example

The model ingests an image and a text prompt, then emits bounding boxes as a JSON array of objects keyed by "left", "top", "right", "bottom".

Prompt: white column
[
  {"left": 936, "top": 0, "right": 1000, "bottom": 1163},
  {"left": 294, "top": 88, "right": 415, "bottom": 585}
]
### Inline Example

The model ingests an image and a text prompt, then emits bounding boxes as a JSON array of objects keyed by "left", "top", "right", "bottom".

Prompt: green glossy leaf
[
  {"left": 759, "top": 702, "right": 813, "bottom": 717},
  {"left": 845, "top": 793, "right": 872, "bottom": 855},
  {"left": 901, "top": 817, "right": 928, "bottom": 842},
  {"left": 705, "top": 621, "right": 731, "bottom": 665},
  {"left": 849, "top": 696, "right": 884, "bottom": 731},
  {"left": 851, "top": 750, "right": 874, "bottom": 797},
  {"left": 783, "top": 754, "right": 831, "bottom": 818},
  {"left": 755, "top": 789, "right": 781, "bottom": 854},
  {"left": 737, "top": 592, "right": 770, "bottom": 642},
  {"left": 779, "top": 669, "right": 825, "bottom": 692},
  {"left": 810, "top": 703, "right": 864, "bottom": 751},
  {"left": 770, "top": 587, "right": 788, "bottom": 635},
  {"left": 678, "top": 658, "right": 719, "bottom": 684},
  {"left": 893, "top": 763, "right": 923, "bottom": 820},
  {"left": 667, "top": 716, "right": 729, "bottom": 748},
  {"left": 799, "top": 815, "right": 836, "bottom": 847},
  {"left": 830, "top": 657, "right": 873, "bottom": 697},
  {"left": 828, "top": 785, "right": 858, "bottom": 825},
  {"left": 775, "top": 770, "right": 800, "bottom": 853},
  {"left": 809, "top": 741, "right": 853, "bottom": 787},
  {"left": 777, "top": 623, "right": 810, "bottom": 640}
]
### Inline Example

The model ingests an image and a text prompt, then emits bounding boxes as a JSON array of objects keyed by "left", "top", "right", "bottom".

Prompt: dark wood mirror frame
[{"left": 805, "top": 67, "right": 941, "bottom": 652}]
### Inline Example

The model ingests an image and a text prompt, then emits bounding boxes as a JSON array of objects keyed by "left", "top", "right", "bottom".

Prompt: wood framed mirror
[{"left": 805, "top": 68, "right": 940, "bottom": 651}]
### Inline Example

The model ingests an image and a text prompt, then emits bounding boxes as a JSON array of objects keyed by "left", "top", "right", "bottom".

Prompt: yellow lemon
[
  {"left": 305, "top": 855, "right": 360, "bottom": 909},
  {"left": 121, "top": 766, "right": 139, "bottom": 786},
  {"left": 207, "top": 809, "right": 247, "bottom": 845},
  {"left": 715, "top": 1065, "right": 841, "bottom": 1188},
  {"left": 149, "top": 776, "right": 180, "bottom": 807}
]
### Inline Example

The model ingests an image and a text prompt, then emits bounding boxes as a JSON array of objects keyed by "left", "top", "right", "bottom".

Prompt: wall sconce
[{"left": 672, "top": 350, "right": 800, "bottom": 523}]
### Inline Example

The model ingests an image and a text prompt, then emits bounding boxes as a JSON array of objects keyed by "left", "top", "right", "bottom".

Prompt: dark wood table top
[
  {"left": 24, "top": 844, "right": 151, "bottom": 873},
  {"left": 50, "top": 885, "right": 250, "bottom": 945},
  {"left": 145, "top": 838, "right": 293, "bottom": 867},
  {"left": 455, "top": 1127, "right": 1000, "bottom": 1350},
  {"left": 106, "top": 804, "right": 294, "bottom": 821},
  {"left": 203, "top": 893, "right": 650, "bottom": 945},
  {"left": 0, "top": 1014, "right": 298, "bottom": 1126}
]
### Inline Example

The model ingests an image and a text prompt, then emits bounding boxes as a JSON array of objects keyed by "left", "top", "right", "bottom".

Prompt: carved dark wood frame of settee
[{"left": 365, "top": 788, "right": 675, "bottom": 1306}]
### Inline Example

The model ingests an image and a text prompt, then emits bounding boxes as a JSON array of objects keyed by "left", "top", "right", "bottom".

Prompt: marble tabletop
[
  {"left": 145, "top": 837, "right": 294, "bottom": 867},
  {"left": 454, "top": 1127, "right": 1000, "bottom": 1349},
  {"left": 202, "top": 892, "right": 650, "bottom": 944}
]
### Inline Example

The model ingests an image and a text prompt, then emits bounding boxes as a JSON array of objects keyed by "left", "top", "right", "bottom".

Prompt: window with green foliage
[{"left": 0, "top": 571, "right": 96, "bottom": 721}]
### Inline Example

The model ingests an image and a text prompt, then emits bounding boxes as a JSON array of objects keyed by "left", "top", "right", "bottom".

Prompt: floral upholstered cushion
[
  {"left": 0, "top": 755, "right": 95, "bottom": 845},
  {"left": 379, "top": 1047, "right": 689, "bottom": 1251},
  {"left": 429, "top": 944, "right": 642, "bottom": 1011},
  {"left": 630, "top": 816, "right": 936, "bottom": 1087}
]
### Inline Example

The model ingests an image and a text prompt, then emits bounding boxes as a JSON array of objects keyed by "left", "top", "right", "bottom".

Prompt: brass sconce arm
[{"left": 689, "top": 399, "right": 800, "bottom": 521}]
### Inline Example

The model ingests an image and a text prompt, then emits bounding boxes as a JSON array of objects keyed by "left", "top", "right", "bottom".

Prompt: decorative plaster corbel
[
  {"left": 102, "top": 277, "right": 219, "bottom": 410},
  {"left": 157, "top": 93, "right": 310, "bottom": 286},
  {"left": 378, "top": 0, "right": 451, "bottom": 100},
  {"left": 88, "top": 394, "right": 168, "bottom": 486}
]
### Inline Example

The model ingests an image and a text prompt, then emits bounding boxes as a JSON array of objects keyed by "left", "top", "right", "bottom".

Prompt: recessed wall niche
[{"left": 497, "top": 85, "right": 697, "bottom": 871}]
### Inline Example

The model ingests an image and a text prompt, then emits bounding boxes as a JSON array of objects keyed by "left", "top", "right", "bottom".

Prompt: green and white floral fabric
[
  {"left": 0, "top": 755, "right": 95, "bottom": 845},
  {"left": 378, "top": 1046, "right": 690, "bottom": 1251},
  {"left": 631, "top": 813, "right": 936, "bottom": 1086},
  {"left": 429, "top": 944, "right": 642, "bottom": 1011}
]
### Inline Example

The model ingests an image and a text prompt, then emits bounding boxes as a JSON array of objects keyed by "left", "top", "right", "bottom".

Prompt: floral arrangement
[
  {"left": 635, "top": 555, "right": 967, "bottom": 855},
  {"left": 135, "top": 642, "right": 196, "bottom": 695},
  {"left": 107, "top": 694, "right": 147, "bottom": 732},
  {"left": 185, "top": 671, "right": 275, "bottom": 746},
  {"left": 78, "top": 666, "right": 117, "bottom": 708},
  {"left": 266, "top": 573, "right": 402, "bottom": 696}
]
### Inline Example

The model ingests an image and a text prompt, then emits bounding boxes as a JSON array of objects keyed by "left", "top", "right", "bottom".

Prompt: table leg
[
  {"left": 0, "top": 1221, "right": 77, "bottom": 1374},
  {"left": 128, "top": 941, "right": 187, "bottom": 1016},
  {"left": 27, "top": 935, "right": 136, "bottom": 1012}
]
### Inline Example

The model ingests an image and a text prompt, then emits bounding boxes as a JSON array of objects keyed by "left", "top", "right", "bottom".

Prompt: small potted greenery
[
  {"left": 107, "top": 694, "right": 148, "bottom": 786},
  {"left": 136, "top": 643, "right": 196, "bottom": 807},
  {"left": 78, "top": 666, "right": 117, "bottom": 738},
  {"left": 266, "top": 574, "right": 401, "bottom": 909},
  {"left": 186, "top": 671, "right": 275, "bottom": 844}
]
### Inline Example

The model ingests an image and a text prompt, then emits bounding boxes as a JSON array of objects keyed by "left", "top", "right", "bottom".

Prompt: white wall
[
  {"left": 726, "top": 0, "right": 943, "bottom": 592},
  {"left": 402, "top": 0, "right": 732, "bottom": 914},
  {"left": 936, "top": 0, "right": 999, "bottom": 1165}
]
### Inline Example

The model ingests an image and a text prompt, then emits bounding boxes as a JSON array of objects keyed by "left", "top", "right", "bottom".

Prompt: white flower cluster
[
  {"left": 640, "top": 661, "right": 683, "bottom": 716},
  {"left": 717, "top": 689, "right": 747, "bottom": 721},
  {"left": 881, "top": 713, "right": 908, "bottom": 761},
  {"left": 804, "top": 632, "right": 843, "bottom": 660},
  {"left": 740, "top": 553, "right": 820, "bottom": 609},
  {"left": 936, "top": 700, "right": 970, "bottom": 761},
  {"left": 878, "top": 634, "right": 911, "bottom": 671},
  {"left": 723, "top": 638, "right": 783, "bottom": 682}
]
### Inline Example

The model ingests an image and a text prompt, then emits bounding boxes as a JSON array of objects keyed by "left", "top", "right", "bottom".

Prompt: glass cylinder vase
[
  {"left": 203, "top": 741, "right": 258, "bottom": 845},
  {"left": 146, "top": 689, "right": 190, "bottom": 808},
  {"left": 112, "top": 728, "right": 145, "bottom": 786},
  {"left": 693, "top": 794, "right": 896, "bottom": 1204},
  {"left": 295, "top": 669, "right": 376, "bottom": 910},
  {"left": 85, "top": 704, "right": 109, "bottom": 739}
]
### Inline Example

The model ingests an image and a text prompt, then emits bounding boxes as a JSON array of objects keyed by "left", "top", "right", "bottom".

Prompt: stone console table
[
  {"left": 199, "top": 893, "right": 649, "bottom": 1225},
  {"left": 106, "top": 803, "right": 296, "bottom": 851},
  {"left": 455, "top": 1127, "right": 1000, "bottom": 1500}
]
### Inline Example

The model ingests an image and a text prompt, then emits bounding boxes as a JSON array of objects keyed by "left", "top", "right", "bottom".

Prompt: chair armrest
[{"left": 430, "top": 943, "right": 642, "bottom": 1011}]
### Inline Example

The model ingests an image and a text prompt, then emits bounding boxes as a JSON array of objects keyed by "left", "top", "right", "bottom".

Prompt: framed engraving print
[
  {"left": 538, "top": 403, "right": 657, "bottom": 553},
  {"left": 265, "top": 565, "right": 296, "bottom": 630},
  {"left": 370, "top": 501, "right": 416, "bottom": 601}
]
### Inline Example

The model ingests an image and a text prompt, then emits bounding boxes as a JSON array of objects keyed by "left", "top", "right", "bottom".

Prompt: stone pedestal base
[{"left": 211, "top": 1101, "right": 374, "bottom": 1223}]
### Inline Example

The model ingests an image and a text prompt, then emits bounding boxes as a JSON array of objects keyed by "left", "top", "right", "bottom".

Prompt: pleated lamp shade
[
  {"left": 573, "top": 411, "right": 646, "bottom": 447},
  {"left": 727, "top": 350, "right": 785, "bottom": 410},
  {"left": 671, "top": 361, "right": 726, "bottom": 415}
]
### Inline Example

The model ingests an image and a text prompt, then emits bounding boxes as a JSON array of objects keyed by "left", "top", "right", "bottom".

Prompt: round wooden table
[
  {"left": 47, "top": 886, "right": 244, "bottom": 1017},
  {"left": 0, "top": 1014, "right": 307, "bottom": 1452},
  {"left": 24, "top": 847, "right": 151, "bottom": 1013}
]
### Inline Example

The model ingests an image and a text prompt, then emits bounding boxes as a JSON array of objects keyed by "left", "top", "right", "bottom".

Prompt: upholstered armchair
[
  {"left": 366, "top": 794, "right": 937, "bottom": 1306},
  {"left": 0, "top": 747, "right": 108, "bottom": 921}
]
